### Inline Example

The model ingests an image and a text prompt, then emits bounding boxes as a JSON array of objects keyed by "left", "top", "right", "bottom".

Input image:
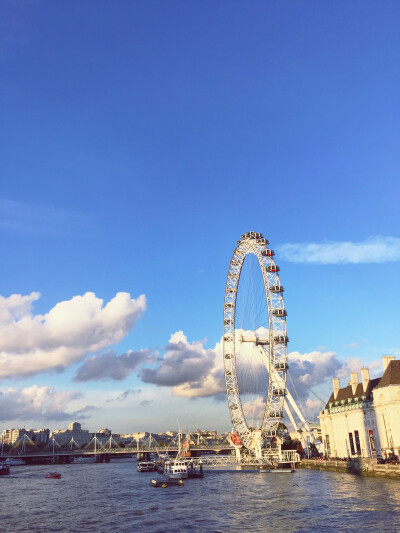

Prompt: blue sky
[{"left": 1, "top": 1, "right": 400, "bottom": 434}]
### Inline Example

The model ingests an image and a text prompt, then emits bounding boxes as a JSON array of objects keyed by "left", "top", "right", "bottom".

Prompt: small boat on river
[{"left": 45, "top": 472, "right": 61, "bottom": 479}]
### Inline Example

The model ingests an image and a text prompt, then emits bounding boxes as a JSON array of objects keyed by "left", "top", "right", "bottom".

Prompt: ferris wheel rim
[{"left": 222, "top": 231, "right": 289, "bottom": 450}]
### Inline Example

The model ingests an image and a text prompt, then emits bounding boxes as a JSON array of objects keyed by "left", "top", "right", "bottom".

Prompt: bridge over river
[{"left": 3, "top": 445, "right": 299, "bottom": 467}]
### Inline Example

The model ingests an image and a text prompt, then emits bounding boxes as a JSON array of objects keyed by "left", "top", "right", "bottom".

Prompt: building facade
[
  {"left": 50, "top": 422, "right": 93, "bottom": 447},
  {"left": 319, "top": 356, "right": 400, "bottom": 459},
  {"left": 1, "top": 428, "right": 50, "bottom": 446}
]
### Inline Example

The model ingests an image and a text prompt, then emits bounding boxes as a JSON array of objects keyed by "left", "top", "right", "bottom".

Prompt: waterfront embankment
[{"left": 299, "top": 458, "right": 400, "bottom": 479}]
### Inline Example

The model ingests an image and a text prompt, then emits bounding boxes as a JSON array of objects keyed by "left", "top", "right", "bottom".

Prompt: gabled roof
[
  {"left": 325, "top": 360, "right": 400, "bottom": 408},
  {"left": 375, "top": 360, "right": 400, "bottom": 389},
  {"left": 325, "top": 378, "right": 380, "bottom": 407}
]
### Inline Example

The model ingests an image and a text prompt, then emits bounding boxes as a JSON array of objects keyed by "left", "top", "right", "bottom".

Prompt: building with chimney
[{"left": 319, "top": 355, "right": 400, "bottom": 459}]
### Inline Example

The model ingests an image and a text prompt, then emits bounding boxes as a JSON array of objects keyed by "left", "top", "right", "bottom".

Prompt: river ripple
[{"left": 1, "top": 460, "right": 400, "bottom": 532}]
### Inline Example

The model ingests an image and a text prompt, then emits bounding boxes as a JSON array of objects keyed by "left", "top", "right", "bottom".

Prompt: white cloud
[
  {"left": 140, "top": 329, "right": 271, "bottom": 399},
  {"left": 0, "top": 291, "right": 146, "bottom": 380},
  {"left": 0, "top": 385, "right": 95, "bottom": 423},
  {"left": 288, "top": 350, "right": 342, "bottom": 388},
  {"left": 141, "top": 331, "right": 225, "bottom": 397},
  {"left": 278, "top": 236, "right": 400, "bottom": 264}
]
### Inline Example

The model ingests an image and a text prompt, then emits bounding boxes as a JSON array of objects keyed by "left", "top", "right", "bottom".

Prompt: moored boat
[
  {"left": 4, "top": 458, "right": 24, "bottom": 466},
  {"left": 0, "top": 463, "right": 10, "bottom": 475},
  {"left": 137, "top": 461, "right": 156, "bottom": 472},
  {"left": 163, "top": 459, "right": 188, "bottom": 479}
]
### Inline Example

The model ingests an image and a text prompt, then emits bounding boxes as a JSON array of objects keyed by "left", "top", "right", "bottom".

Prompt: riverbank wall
[{"left": 298, "top": 458, "right": 400, "bottom": 479}]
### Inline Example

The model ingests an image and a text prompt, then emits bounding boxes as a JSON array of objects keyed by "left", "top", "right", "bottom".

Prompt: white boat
[
  {"left": 4, "top": 458, "right": 25, "bottom": 466},
  {"left": 163, "top": 459, "right": 188, "bottom": 479},
  {"left": 137, "top": 461, "right": 156, "bottom": 472}
]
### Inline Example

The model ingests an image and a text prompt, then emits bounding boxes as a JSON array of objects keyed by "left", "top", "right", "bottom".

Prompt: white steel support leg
[
  {"left": 235, "top": 445, "right": 241, "bottom": 463},
  {"left": 255, "top": 345, "right": 317, "bottom": 453}
]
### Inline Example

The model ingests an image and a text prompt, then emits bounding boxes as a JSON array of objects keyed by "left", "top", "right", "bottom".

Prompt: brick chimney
[
  {"left": 382, "top": 355, "right": 396, "bottom": 372},
  {"left": 360, "top": 367, "right": 370, "bottom": 393},
  {"left": 350, "top": 372, "right": 359, "bottom": 395},
  {"left": 332, "top": 378, "right": 340, "bottom": 400}
]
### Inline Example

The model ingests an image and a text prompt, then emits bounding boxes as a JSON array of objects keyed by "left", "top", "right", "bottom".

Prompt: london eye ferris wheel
[{"left": 223, "top": 231, "right": 289, "bottom": 452}]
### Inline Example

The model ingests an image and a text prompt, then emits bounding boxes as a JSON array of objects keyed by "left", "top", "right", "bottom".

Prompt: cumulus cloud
[
  {"left": 140, "top": 331, "right": 224, "bottom": 397},
  {"left": 0, "top": 385, "right": 96, "bottom": 422},
  {"left": 0, "top": 291, "right": 146, "bottom": 380},
  {"left": 140, "top": 328, "right": 270, "bottom": 399},
  {"left": 288, "top": 350, "right": 342, "bottom": 388},
  {"left": 139, "top": 331, "right": 226, "bottom": 398},
  {"left": 74, "top": 350, "right": 152, "bottom": 382},
  {"left": 279, "top": 236, "right": 400, "bottom": 264}
]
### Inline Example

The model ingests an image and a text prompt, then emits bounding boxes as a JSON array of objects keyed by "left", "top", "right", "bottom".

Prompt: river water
[{"left": 1, "top": 459, "right": 400, "bottom": 532}]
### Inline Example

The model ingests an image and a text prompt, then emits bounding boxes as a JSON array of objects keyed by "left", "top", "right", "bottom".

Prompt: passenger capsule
[
  {"left": 261, "top": 249, "right": 275, "bottom": 257},
  {"left": 270, "top": 285, "right": 284, "bottom": 293},
  {"left": 274, "top": 335, "right": 289, "bottom": 344},
  {"left": 272, "top": 388, "right": 287, "bottom": 397},
  {"left": 265, "top": 265, "right": 280, "bottom": 273},
  {"left": 272, "top": 309, "right": 287, "bottom": 317},
  {"left": 274, "top": 362, "right": 289, "bottom": 370}
]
